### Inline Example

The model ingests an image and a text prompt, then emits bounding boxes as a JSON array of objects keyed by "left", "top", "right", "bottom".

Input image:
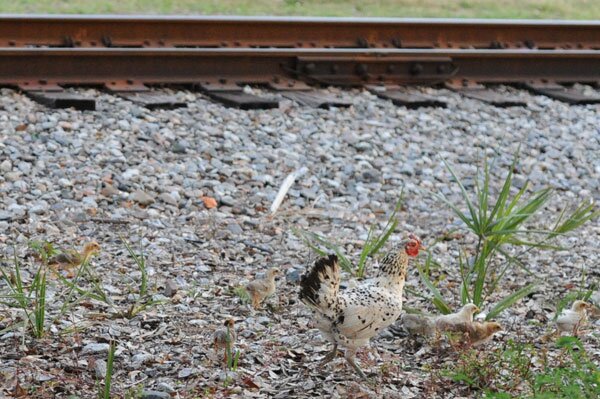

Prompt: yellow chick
[
  {"left": 48, "top": 241, "right": 101, "bottom": 276},
  {"left": 245, "top": 268, "right": 279, "bottom": 309},
  {"left": 435, "top": 303, "right": 480, "bottom": 331}
]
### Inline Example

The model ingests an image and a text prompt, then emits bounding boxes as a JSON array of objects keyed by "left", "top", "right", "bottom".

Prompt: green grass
[
  {"left": 100, "top": 341, "right": 116, "bottom": 399},
  {"left": 294, "top": 195, "right": 402, "bottom": 279},
  {"left": 447, "top": 337, "right": 600, "bottom": 398},
  {"left": 0, "top": 0, "right": 597, "bottom": 19},
  {"left": 0, "top": 245, "right": 49, "bottom": 338}
]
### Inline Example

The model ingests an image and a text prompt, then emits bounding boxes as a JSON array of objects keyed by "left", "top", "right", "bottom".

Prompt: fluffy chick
[
  {"left": 465, "top": 321, "right": 503, "bottom": 346},
  {"left": 556, "top": 300, "right": 591, "bottom": 336},
  {"left": 49, "top": 241, "right": 101, "bottom": 277},
  {"left": 49, "top": 241, "right": 101, "bottom": 266},
  {"left": 213, "top": 319, "right": 236, "bottom": 362},
  {"left": 246, "top": 268, "right": 279, "bottom": 309},
  {"left": 400, "top": 313, "right": 437, "bottom": 337},
  {"left": 435, "top": 303, "right": 480, "bottom": 331}
]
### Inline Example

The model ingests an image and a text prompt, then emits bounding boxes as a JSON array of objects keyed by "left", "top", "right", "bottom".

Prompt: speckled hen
[{"left": 299, "top": 234, "right": 424, "bottom": 378}]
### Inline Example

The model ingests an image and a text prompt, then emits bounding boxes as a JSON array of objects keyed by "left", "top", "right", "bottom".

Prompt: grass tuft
[{"left": 293, "top": 195, "right": 402, "bottom": 279}]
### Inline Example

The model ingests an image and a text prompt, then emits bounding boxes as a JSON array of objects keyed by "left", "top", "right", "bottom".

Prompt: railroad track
[{"left": 1, "top": 15, "right": 599, "bottom": 110}]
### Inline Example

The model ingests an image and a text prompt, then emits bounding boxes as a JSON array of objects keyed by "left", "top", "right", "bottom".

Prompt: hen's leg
[
  {"left": 344, "top": 348, "right": 367, "bottom": 380},
  {"left": 319, "top": 343, "right": 338, "bottom": 366}
]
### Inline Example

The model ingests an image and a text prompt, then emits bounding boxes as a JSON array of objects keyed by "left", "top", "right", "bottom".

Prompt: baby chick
[
  {"left": 435, "top": 303, "right": 480, "bottom": 331},
  {"left": 556, "top": 300, "right": 591, "bottom": 336},
  {"left": 399, "top": 313, "right": 437, "bottom": 337},
  {"left": 245, "top": 268, "right": 279, "bottom": 309},
  {"left": 213, "top": 319, "right": 236, "bottom": 362},
  {"left": 465, "top": 321, "right": 503, "bottom": 346},
  {"left": 49, "top": 241, "right": 101, "bottom": 276}
]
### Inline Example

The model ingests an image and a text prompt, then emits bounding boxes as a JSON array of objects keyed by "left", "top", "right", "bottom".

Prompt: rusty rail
[
  {"left": 1, "top": 48, "right": 598, "bottom": 87},
  {"left": 0, "top": 16, "right": 598, "bottom": 96},
  {"left": 1, "top": 15, "right": 599, "bottom": 50}
]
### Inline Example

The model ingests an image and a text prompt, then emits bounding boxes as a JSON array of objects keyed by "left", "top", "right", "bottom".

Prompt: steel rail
[
  {"left": 1, "top": 15, "right": 599, "bottom": 50},
  {"left": 1, "top": 48, "right": 598, "bottom": 86}
]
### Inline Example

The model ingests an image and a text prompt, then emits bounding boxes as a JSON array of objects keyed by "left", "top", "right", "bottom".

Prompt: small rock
[
  {"left": 286, "top": 269, "right": 302, "bottom": 284},
  {"left": 171, "top": 140, "right": 188, "bottom": 154},
  {"left": 100, "top": 184, "right": 120, "bottom": 197},
  {"left": 81, "top": 343, "right": 110, "bottom": 355},
  {"left": 94, "top": 359, "right": 107, "bottom": 379},
  {"left": 141, "top": 390, "right": 170, "bottom": 399},
  {"left": 158, "top": 192, "right": 178, "bottom": 206},
  {"left": 7, "top": 203, "right": 26, "bottom": 218},
  {"left": 0, "top": 159, "right": 11, "bottom": 172},
  {"left": 178, "top": 367, "right": 195, "bottom": 379},
  {"left": 226, "top": 222, "right": 243, "bottom": 235},
  {"left": 29, "top": 200, "right": 49, "bottom": 215},
  {"left": 122, "top": 168, "right": 140, "bottom": 180},
  {"left": 131, "top": 353, "right": 154, "bottom": 366},
  {"left": 164, "top": 280, "right": 179, "bottom": 297},
  {"left": 130, "top": 190, "right": 155, "bottom": 206}
]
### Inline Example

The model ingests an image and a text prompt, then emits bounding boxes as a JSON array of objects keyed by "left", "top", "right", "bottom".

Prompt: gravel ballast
[{"left": 0, "top": 86, "right": 598, "bottom": 398}]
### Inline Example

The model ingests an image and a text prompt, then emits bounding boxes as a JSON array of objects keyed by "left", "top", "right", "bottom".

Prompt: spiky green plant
[{"left": 420, "top": 154, "right": 598, "bottom": 319}]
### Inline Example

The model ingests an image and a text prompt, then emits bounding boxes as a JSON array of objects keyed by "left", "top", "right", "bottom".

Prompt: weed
[
  {"left": 27, "top": 240, "right": 59, "bottom": 265},
  {"left": 420, "top": 154, "right": 598, "bottom": 317},
  {"left": 446, "top": 337, "right": 600, "bottom": 398},
  {"left": 120, "top": 236, "right": 161, "bottom": 318},
  {"left": 233, "top": 286, "right": 250, "bottom": 305},
  {"left": 99, "top": 340, "right": 116, "bottom": 399},
  {"left": 0, "top": 245, "right": 48, "bottom": 338},
  {"left": 293, "top": 195, "right": 403, "bottom": 278}
]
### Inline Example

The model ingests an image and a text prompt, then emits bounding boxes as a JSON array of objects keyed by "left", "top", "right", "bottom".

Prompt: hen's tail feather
[{"left": 299, "top": 254, "right": 340, "bottom": 316}]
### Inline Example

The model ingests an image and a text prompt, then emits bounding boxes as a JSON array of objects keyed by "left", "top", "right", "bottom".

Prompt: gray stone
[
  {"left": 164, "top": 280, "right": 178, "bottom": 298},
  {"left": 29, "top": 200, "right": 49, "bottom": 215},
  {"left": 94, "top": 359, "right": 107, "bottom": 379},
  {"left": 171, "top": 140, "right": 188, "bottom": 154},
  {"left": 158, "top": 192, "right": 178, "bottom": 206},
  {"left": 141, "top": 391, "right": 170, "bottom": 399},
  {"left": 0, "top": 159, "right": 11, "bottom": 172},
  {"left": 81, "top": 343, "right": 110, "bottom": 355},
  {"left": 130, "top": 190, "right": 155, "bottom": 206},
  {"left": 177, "top": 367, "right": 195, "bottom": 379},
  {"left": 286, "top": 269, "right": 302, "bottom": 284},
  {"left": 226, "top": 222, "right": 243, "bottom": 235}
]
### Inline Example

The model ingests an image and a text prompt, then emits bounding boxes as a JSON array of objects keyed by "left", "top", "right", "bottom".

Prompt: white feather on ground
[{"left": 270, "top": 166, "right": 308, "bottom": 214}]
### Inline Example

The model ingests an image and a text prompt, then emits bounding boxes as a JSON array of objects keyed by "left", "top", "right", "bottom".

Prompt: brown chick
[
  {"left": 213, "top": 319, "right": 236, "bottom": 362},
  {"left": 48, "top": 242, "right": 101, "bottom": 276},
  {"left": 465, "top": 321, "right": 503, "bottom": 346},
  {"left": 246, "top": 268, "right": 279, "bottom": 309},
  {"left": 556, "top": 300, "right": 591, "bottom": 336}
]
